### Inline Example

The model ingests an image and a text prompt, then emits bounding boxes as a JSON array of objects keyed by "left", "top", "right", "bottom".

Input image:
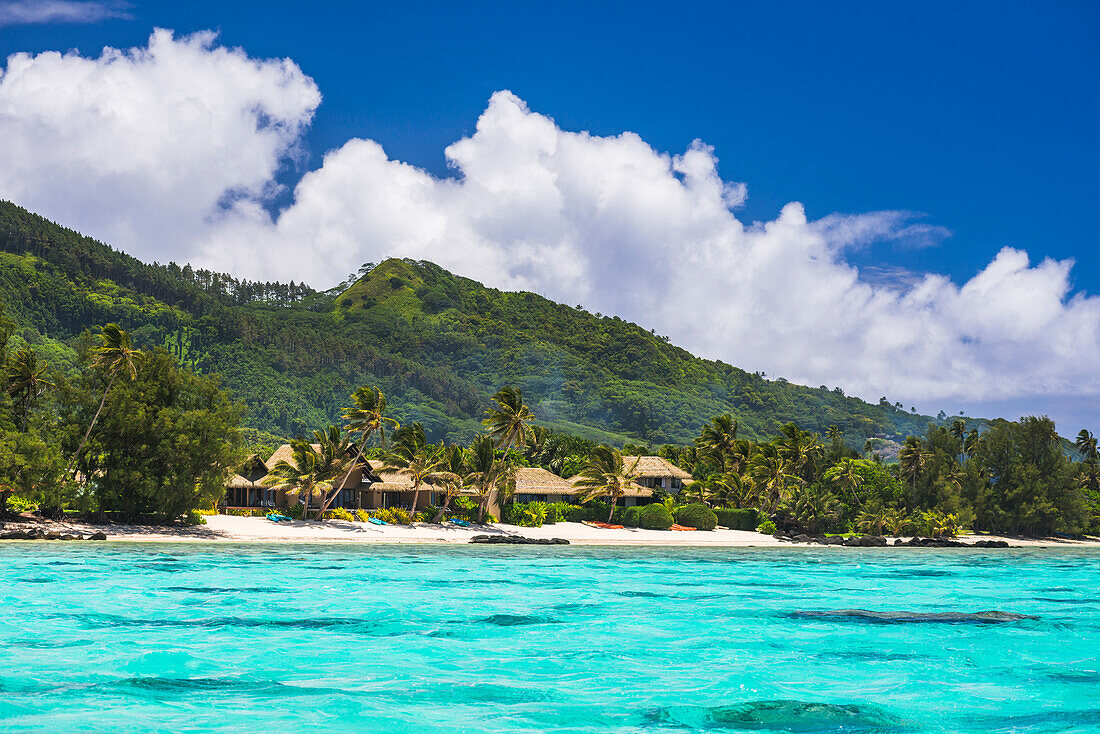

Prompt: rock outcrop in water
[
  {"left": 470, "top": 535, "right": 569, "bottom": 545},
  {"left": 793, "top": 609, "right": 1037, "bottom": 624}
]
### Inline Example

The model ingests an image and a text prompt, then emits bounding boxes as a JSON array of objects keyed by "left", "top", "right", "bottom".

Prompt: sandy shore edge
[{"left": 3, "top": 514, "right": 1096, "bottom": 548}]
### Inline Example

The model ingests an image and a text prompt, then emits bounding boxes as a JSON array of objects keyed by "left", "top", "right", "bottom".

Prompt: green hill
[{"left": 0, "top": 200, "right": 960, "bottom": 446}]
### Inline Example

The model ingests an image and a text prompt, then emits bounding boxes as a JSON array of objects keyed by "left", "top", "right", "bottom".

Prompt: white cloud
[
  {"left": 1, "top": 33, "right": 1098, "bottom": 426},
  {"left": 0, "top": 0, "right": 129, "bottom": 26},
  {"left": 0, "top": 29, "right": 320, "bottom": 264}
]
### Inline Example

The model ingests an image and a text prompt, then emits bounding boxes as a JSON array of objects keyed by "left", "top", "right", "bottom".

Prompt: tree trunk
[
  {"left": 64, "top": 370, "right": 118, "bottom": 482},
  {"left": 608, "top": 495, "right": 617, "bottom": 523},
  {"left": 431, "top": 492, "right": 453, "bottom": 524},
  {"left": 316, "top": 436, "right": 370, "bottom": 520},
  {"left": 410, "top": 483, "right": 421, "bottom": 520}
]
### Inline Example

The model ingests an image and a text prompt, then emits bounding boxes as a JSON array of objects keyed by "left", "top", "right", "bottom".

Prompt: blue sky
[
  {"left": 6, "top": 0, "right": 1097, "bottom": 290},
  {"left": 1, "top": 0, "right": 1099, "bottom": 429}
]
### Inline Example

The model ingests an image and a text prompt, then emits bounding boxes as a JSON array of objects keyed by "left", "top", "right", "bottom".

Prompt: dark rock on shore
[
  {"left": 0, "top": 527, "right": 101, "bottom": 541},
  {"left": 771, "top": 532, "right": 1012, "bottom": 548},
  {"left": 470, "top": 535, "right": 569, "bottom": 545}
]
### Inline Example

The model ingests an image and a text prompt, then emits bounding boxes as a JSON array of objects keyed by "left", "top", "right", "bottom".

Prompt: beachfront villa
[
  {"left": 223, "top": 445, "right": 497, "bottom": 515},
  {"left": 224, "top": 447, "right": 688, "bottom": 515},
  {"left": 512, "top": 457, "right": 692, "bottom": 507}
]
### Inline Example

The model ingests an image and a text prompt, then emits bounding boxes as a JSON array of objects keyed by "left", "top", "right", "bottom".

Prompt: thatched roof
[
  {"left": 266, "top": 444, "right": 375, "bottom": 474},
  {"left": 622, "top": 456, "right": 692, "bottom": 479},
  {"left": 567, "top": 475, "right": 653, "bottom": 498},
  {"left": 226, "top": 474, "right": 264, "bottom": 489},
  {"left": 514, "top": 467, "right": 574, "bottom": 495},
  {"left": 366, "top": 460, "right": 413, "bottom": 487}
]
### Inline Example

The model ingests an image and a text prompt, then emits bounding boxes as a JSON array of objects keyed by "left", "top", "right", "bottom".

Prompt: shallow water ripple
[{"left": 0, "top": 544, "right": 1096, "bottom": 733}]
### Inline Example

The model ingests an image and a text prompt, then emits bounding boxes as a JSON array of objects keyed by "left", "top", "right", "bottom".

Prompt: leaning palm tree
[
  {"left": 263, "top": 432, "right": 349, "bottom": 518},
  {"left": 431, "top": 444, "right": 468, "bottom": 523},
  {"left": 386, "top": 423, "right": 445, "bottom": 518},
  {"left": 65, "top": 323, "right": 143, "bottom": 481},
  {"left": 315, "top": 386, "right": 399, "bottom": 518},
  {"left": 7, "top": 347, "right": 53, "bottom": 432},
  {"left": 304, "top": 425, "right": 354, "bottom": 519},
  {"left": 482, "top": 386, "right": 535, "bottom": 454},
  {"left": 467, "top": 434, "right": 500, "bottom": 524},
  {"left": 573, "top": 446, "right": 642, "bottom": 522}
]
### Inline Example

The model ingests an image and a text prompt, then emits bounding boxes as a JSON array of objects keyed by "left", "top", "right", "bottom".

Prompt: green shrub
[
  {"left": 388, "top": 508, "right": 412, "bottom": 525},
  {"left": 523, "top": 502, "right": 548, "bottom": 527},
  {"left": 715, "top": 508, "right": 760, "bottom": 531},
  {"left": 623, "top": 506, "right": 641, "bottom": 527},
  {"left": 503, "top": 502, "right": 549, "bottom": 527},
  {"left": 184, "top": 509, "right": 207, "bottom": 526},
  {"left": 355, "top": 509, "right": 371, "bottom": 522},
  {"left": 197, "top": 507, "right": 220, "bottom": 516},
  {"left": 638, "top": 503, "right": 674, "bottom": 530},
  {"left": 322, "top": 507, "right": 356, "bottom": 522},
  {"left": 757, "top": 519, "right": 778, "bottom": 534},
  {"left": 543, "top": 502, "right": 567, "bottom": 524},
  {"left": 674, "top": 503, "right": 718, "bottom": 531},
  {"left": 5, "top": 495, "right": 38, "bottom": 513},
  {"left": 285, "top": 503, "right": 304, "bottom": 520}
]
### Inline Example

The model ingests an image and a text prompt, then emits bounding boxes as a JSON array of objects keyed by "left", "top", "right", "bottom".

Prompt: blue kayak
[
  {"left": 448, "top": 518, "right": 470, "bottom": 527},
  {"left": 266, "top": 513, "right": 293, "bottom": 523},
  {"left": 367, "top": 517, "right": 388, "bottom": 526}
]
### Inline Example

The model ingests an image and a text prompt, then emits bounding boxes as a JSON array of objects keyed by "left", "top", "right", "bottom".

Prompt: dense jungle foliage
[{"left": 0, "top": 201, "right": 965, "bottom": 446}]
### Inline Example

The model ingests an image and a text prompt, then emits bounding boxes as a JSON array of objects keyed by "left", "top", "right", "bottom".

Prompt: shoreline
[{"left": 3, "top": 515, "right": 1097, "bottom": 548}]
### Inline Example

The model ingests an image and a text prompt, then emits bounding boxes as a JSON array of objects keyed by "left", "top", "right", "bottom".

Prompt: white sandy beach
[{"left": 15, "top": 514, "right": 1095, "bottom": 547}]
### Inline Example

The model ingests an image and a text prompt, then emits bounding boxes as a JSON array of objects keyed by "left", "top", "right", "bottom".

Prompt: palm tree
[
  {"left": 856, "top": 505, "right": 891, "bottom": 535},
  {"left": 697, "top": 414, "right": 739, "bottom": 468},
  {"left": 345, "top": 386, "right": 399, "bottom": 450},
  {"left": 65, "top": 323, "right": 143, "bottom": 481},
  {"left": 825, "top": 458, "right": 865, "bottom": 509},
  {"left": 776, "top": 423, "right": 823, "bottom": 482},
  {"left": 307, "top": 424, "right": 359, "bottom": 519},
  {"left": 1077, "top": 458, "right": 1100, "bottom": 493},
  {"left": 431, "top": 444, "right": 468, "bottom": 523},
  {"left": 1076, "top": 429, "right": 1099, "bottom": 462},
  {"left": 7, "top": 347, "right": 53, "bottom": 432},
  {"left": 573, "top": 446, "right": 642, "bottom": 522},
  {"left": 314, "top": 386, "right": 399, "bottom": 518},
  {"left": 711, "top": 472, "right": 755, "bottom": 508},
  {"left": 780, "top": 486, "right": 840, "bottom": 535},
  {"left": 483, "top": 386, "right": 535, "bottom": 454},
  {"left": 263, "top": 429, "right": 350, "bottom": 517},
  {"left": 897, "top": 437, "right": 932, "bottom": 506},
  {"left": 950, "top": 419, "right": 967, "bottom": 441},
  {"left": 386, "top": 423, "right": 445, "bottom": 518},
  {"left": 963, "top": 429, "right": 980, "bottom": 459},
  {"left": 747, "top": 445, "right": 795, "bottom": 512}
]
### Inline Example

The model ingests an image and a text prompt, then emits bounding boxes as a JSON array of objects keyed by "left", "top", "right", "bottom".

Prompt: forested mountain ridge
[{"left": 0, "top": 200, "right": 962, "bottom": 445}]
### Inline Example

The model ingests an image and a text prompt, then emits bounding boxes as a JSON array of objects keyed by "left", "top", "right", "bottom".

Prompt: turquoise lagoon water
[{"left": 1, "top": 544, "right": 1098, "bottom": 733}]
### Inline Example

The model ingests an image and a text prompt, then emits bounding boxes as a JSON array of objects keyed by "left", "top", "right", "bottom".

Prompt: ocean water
[{"left": 0, "top": 543, "right": 1097, "bottom": 733}]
